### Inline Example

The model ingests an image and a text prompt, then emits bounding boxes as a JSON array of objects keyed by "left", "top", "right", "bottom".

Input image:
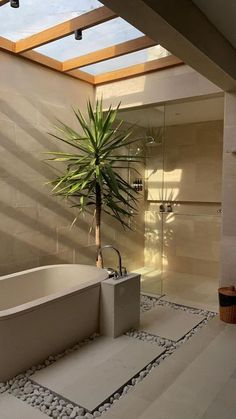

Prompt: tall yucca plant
[{"left": 46, "top": 99, "right": 142, "bottom": 267}]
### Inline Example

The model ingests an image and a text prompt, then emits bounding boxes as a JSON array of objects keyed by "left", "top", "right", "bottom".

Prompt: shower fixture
[
  {"left": 129, "top": 135, "right": 156, "bottom": 156},
  {"left": 159, "top": 203, "right": 173, "bottom": 213},
  {"left": 132, "top": 178, "right": 143, "bottom": 192},
  {"left": 10, "top": 0, "right": 19, "bottom": 7},
  {"left": 97, "top": 245, "right": 127, "bottom": 279},
  {"left": 145, "top": 136, "right": 155, "bottom": 145},
  {"left": 75, "top": 29, "right": 82, "bottom": 40},
  {"left": 159, "top": 204, "right": 165, "bottom": 213},
  {"left": 145, "top": 126, "right": 164, "bottom": 146},
  {"left": 129, "top": 126, "right": 163, "bottom": 156}
]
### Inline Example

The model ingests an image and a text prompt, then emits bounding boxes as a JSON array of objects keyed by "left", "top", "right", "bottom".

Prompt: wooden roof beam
[
  {"left": 0, "top": 37, "right": 94, "bottom": 85},
  {"left": 0, "top": 0, "right": 10, "bottom": 6},
  {"left": 19, "top": 50, "right": 95, "bottom": 84},
  {"left": 0, "top": 36, "right": 15, "bottom": 52},
  {"left": 94, "top": 54, "right": 183, "bottom": 84},
  {"left": 20, "top": 50, "right": 63, "bottom": 71},
  {"left": 66, "top": 69, "right": 95, "bottom": 84},
  {"left": 15, "top": 6, "right": 117, "bottom": 53},
  {"left": 62, "top": 35, "right": 156, "bottom": 72}
]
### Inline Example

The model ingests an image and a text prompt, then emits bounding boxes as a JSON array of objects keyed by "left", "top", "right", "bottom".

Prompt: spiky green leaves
[{"left": 46, "top": 99, "right": 143, "bottom": 230}]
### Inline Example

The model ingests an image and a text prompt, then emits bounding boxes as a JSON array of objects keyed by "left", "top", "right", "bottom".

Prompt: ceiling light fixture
[
  {"left": 75, "top": 29, "right": 82, "bottom": 40},
  {"left": 10, "top": 0, "right": 20, "bottom": 7}
]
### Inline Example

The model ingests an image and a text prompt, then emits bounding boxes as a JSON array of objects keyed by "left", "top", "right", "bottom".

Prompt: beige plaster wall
[
  {"left": 0, "top": 52, "right": 144, "bottom": 275},
  {"left": 96, "top": 65, "right": 222, "bottom": 110},
  {"left": 145, "top": 120, "right": 223, "bottom": 278}
]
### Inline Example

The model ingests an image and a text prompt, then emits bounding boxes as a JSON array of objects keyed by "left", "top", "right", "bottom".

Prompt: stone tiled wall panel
[
  {"left": 221, "top": 92, "right": 236, "bottom": 285},
  {"left": 0, "top": 51, "right": 144, "bottom": 275},
  {"left": 147, "top": 120, "right": 223, "bottom": 203},
  {"left": 145, "top": 120, "right": 223, "bottom": 279}
]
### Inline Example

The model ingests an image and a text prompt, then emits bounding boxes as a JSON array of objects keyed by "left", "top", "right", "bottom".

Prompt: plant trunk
[{"left": 95, "top": 182, "right": 102, "bottom": 268}]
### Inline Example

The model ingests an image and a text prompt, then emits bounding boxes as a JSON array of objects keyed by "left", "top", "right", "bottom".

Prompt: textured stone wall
[
  {"left": 145, "top": 120, "right": 223, "bottom": 278},
  {"left": 221, "top": 92, "right": 236, "bottom": 285},
  {"left": 0, "top": 52, "right": 144, "bottom": 275}
]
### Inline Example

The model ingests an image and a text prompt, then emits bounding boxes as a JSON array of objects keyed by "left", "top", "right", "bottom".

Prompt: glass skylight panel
[
  {"left": 0, "top": 0, "right": 101, "bottom": 41},
  {"left": 81, "top": 46, "right": 171, "bottom": 75},
  {"left": 35, "top": 18, "right": 143, "bottom": 61}
]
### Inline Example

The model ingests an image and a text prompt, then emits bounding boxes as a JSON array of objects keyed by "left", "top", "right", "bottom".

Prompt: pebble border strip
[{"left": 0, "top": 295, "right": 217, "bottom": 419}]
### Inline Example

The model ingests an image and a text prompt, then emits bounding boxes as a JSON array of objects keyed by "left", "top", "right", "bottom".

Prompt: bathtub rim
[{"left": 0, "top": 264, "right": 108, "bottom": 320}]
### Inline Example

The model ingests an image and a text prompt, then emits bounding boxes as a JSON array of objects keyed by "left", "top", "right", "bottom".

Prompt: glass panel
[
  {"left": 117, "top": 105, "right": 166, "bottom": 296},
  {"left": 141, "top": 113, "right": 165, "bottom": 296},
  {"left": 0, "top": 0, "right": 101, "bottom": 41},
  {"left": 141, "top": 210, "right": 164, "bottom": 295},
  {"left": 36, "top": 17, "right": 144, "bottom": 61},
  {"left": 117, "top": 98, "right": 223, "bottom": 303},
  {"left": 161, "top": 100, "right": 223, "bottom": 311},
  {"left": 81, "top": 46, "right": 170, "bottom": 75},
  {"left": 162, "top": 211, "right": 221, "bottom": 311}
]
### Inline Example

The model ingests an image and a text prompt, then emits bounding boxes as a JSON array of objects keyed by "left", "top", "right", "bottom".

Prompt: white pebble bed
[{"left": 0, "top": 296, "right": 216, "bottom": 418}]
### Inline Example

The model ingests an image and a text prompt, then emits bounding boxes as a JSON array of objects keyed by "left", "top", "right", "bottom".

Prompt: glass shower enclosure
[{"left": 128, "top": 101, "right": 222, "bottom": 309}]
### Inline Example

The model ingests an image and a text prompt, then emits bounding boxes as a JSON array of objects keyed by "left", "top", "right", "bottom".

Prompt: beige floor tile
[
  {"left": 94, "top": 320, "right": 235, "bottom": 419},
  {"left": 33, "top": 335, "right": 164, "bottom": 412},
  {"left": 163, "top": 294, "right": 219, "bottom": 313},
  {"left": 202, "top": 377, "right": 236, "bottom": 419},
  {"left": 122, "top": 320, "right": 216, "bottom": 399},
  {"left": 138, "top": 394, "right": 202, "bottom": 419},
  {"left": 140, "top": 325, "right": 236, "bottom": 419},
  {"left": 165, "top": 317, "right": 224, "bottom": 363},
  {"left": 133, "top": 317, "right": 224, "bottom": 402},
  {"left": 130, "top": 356, "right": 185, "bottom": 403},
  {"left": 102, "top": 394, "right": 150, "bottom": 419},
  {"left": 140, "top": 304, "right": 205, "bottom": 341},
  {"left": 230, "top": 368, "right": 236, "bottom": 380},
  {"left": 201, "top": 402, "right": 236, "bottom": 419},
  {"left": 0, "top": 392, "right": 46, "bottom": 418},
  {"left": 139, "top": 269, "right": 219, "bottom": 312}
]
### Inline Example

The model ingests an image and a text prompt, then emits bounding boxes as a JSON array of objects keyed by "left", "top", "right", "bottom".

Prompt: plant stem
[{"left": 95, "top": 182, "right": 102, "bottom": 268}]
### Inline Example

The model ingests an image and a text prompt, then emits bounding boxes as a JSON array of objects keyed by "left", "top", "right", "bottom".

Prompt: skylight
[
  {"left": 0, "top": 0, "right": 182, "bottom": 84},
  {"left": 81, "top": 46, "right": 171, "bottom": 75},
  {"left": 0, "top": 0, "right": 101, "bottom": 41},
  {"left": 36, "top": 17, "right": 143, "bottom": 61}
]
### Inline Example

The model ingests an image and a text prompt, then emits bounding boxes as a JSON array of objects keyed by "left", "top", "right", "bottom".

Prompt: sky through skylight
[
  {"left": 0, "top": 0, "right": 101, "bottom": 41},
  {"left": 35, "top": 17, "right": 143, "bottom": 61},
  {"left": 81, "top": 46, "right": 170, "bottom": 75},
  {"left": 0, "top": 0, "right": 172, "bottom": 78}
]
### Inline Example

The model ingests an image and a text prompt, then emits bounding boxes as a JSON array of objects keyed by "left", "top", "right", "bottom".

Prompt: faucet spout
[{"left": 97, "top": 245, "right": 123, "bottom": 278}]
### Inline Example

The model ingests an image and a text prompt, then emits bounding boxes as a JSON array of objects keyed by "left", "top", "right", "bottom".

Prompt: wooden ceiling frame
[
  {"left": 62, "top": 35, "right": 156, "bottom": 71},
  {"left": 0, "top": 5, "right": 184, "bottom": 85},
  {"left": 93, "top": 55, "right": 183, "bottom": 85},
  {"left": 14, "top": 6, "right": 117, "bottom": 53},
  {"left": 0, "top": 0, "right": 10, "bottom": 7},
  {"left": 0, "top": 36, "right": 15, "bottom": 52}
]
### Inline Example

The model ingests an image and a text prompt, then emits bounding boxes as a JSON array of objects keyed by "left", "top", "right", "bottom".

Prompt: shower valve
[{"left": 132, "top": 178, "right": 143, "bottom": 191}]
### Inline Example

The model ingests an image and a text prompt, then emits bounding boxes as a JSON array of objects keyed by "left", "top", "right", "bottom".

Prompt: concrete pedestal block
[{"left": 100, "top": 273, "right": 140, "bottom": 338}]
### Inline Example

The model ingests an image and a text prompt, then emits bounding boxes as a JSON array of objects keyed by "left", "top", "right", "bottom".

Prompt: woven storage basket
[{"left": 218, "top": 286, "right": 236, "bottom": 324}]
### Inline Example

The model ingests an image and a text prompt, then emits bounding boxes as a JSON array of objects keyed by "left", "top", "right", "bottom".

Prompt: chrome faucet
[{"left": 97, "top": 245, "right": 127, "bottom": 279}]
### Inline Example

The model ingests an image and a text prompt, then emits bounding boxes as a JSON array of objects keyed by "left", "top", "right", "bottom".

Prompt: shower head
[{"left": 145, "top": 136, "right": 155, "bottom": 145}]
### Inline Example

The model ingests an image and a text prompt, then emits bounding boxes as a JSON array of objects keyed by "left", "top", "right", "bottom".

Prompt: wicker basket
[{"left": 218, "top": 286, "right": 236, "bottom": 324}]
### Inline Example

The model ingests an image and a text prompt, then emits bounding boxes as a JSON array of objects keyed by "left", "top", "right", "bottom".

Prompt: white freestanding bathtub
[{"left": 0, "top": 264, "right": 108, "bottom": 381}]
